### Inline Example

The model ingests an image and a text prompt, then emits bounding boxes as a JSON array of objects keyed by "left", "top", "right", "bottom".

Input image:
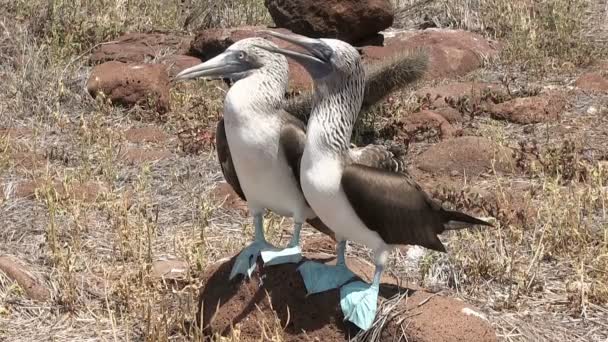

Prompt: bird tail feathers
[{"left": 443, "top": 210, "right": 494, "bottom": 230}]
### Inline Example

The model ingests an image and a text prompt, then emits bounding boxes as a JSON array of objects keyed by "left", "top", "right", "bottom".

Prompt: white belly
[
  {"left": 300, "top": 150, "right": 386, "bottom": 251},
  {"left": 225, "top": 117, "right": 314, "bottom": 221}
]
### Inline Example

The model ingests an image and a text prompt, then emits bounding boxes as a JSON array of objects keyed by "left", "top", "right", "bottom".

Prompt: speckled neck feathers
[{"left": 308, "top": 59, "right": 365, "bottom": 153}]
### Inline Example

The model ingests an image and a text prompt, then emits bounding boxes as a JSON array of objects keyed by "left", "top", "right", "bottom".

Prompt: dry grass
[{"left": 1, "top": 0, "right": 608, "bottom": 341}]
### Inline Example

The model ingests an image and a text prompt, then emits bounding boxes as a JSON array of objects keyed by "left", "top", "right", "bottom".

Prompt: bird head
[
  {"left": 254, "top": 30, "right": 364, "bottom": 85},
  {"left": 173, "top": 37, "right": 288, "bottom": 83}
]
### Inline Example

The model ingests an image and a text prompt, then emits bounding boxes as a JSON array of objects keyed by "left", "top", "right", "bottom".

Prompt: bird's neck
[
  {"left": 225, "top": 69, "right": 288, "bottom": 120},
  {"left": 306, "top": 77, "right": 364, "bottom": 156}
]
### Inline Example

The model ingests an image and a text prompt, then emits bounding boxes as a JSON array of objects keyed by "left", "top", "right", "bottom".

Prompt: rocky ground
[{"left": 1, "top": 0, "right": 608, "bottom": 341}]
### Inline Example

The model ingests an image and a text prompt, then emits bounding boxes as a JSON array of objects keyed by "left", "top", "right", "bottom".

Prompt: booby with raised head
[{"left": 257, "top": 31, "right": 493, "bottom": 331}]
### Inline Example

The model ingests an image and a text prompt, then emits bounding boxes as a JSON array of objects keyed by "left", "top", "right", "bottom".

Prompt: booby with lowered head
[
  {"left": 175, "top": 37, "right": 324, "bottom": 279},
  {"left": 257, "top": 31, "right": 493, "bottom": 331}
]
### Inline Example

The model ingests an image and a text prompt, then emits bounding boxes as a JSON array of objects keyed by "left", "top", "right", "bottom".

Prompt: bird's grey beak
[
  {"left": 173, "top": 50, "right": 248, "bottom": 82},
  {"left": 256, "top": 30, "right": 333, "bottom": 78}
]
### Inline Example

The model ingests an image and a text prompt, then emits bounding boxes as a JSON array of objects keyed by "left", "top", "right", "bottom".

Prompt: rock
[
  {"left": 0, "top": 255, "right": 50, "bottom": 301},
  {"left": 574, "top": 71, "right": 608, "bottom": 92},
  {"left": 189, "top": 27, "right": 312, "bottom": 92},
  {"left": 434, "top": 106, "right": 465, "bottom": 123},
  {"left": 124, "top": 127, "right": 169, "bottom": 144},
  {"left": 415, "top": 136, "right": 516, "bottom": 177},
  {"left": 161, "top": 54, "right": 203, "bottom": 77},
  {"left": 0, "top": 128, "right": 33, "bottom": 139},
  {"left": 487, "top": 93, "right": 566, "bottom": 124},
  {"left": 6, "top": 179, "right": 107, "bottom": 202},
  {"left": 151, "top": 258, "right": 189, "bottom": 281},
  {"left": 264, "top": 0, "right": 394, "bottom": 44},
  {"left": 87, "top": 61, "right": 171, "bottom": 113},
  {"left": 89, "top": 32, "right": 191, "bottom": 64},
  {"left": 382, "top": 110, "right": 459, "bottom": 143},
  {"left": 415, "top": 82, "right": 505, "bottom": 108},
  {"left": 121, "top": 147, "right": 172, "bottom": 164},
  {"left": 9, "top": 151, "right": 47, "bottom": 169},
  {"left": 362, "top": 29, "right": 499, "bottom": 79},
  {"left": 197, "top": 252, "right": 496, "bottom": 341},
  {"left": 210, "top": 182, "right": 248, "bottom": 213}
]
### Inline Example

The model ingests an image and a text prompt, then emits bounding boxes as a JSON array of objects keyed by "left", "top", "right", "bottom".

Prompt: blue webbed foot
[
  {"left": 229, "top": 240, "right": 271, "bottom": 280},
  {"left": 260, "top": 221, "right": 303, "bottom": 266},
  {"left": 298, "top": 261, "right": 355, "bottom": 295},
  {"left": 340, "top": 281, "right": 380, "bottom": 331},
  {"left": 260, "top": 245, "right": 302, "bottom": 266}
]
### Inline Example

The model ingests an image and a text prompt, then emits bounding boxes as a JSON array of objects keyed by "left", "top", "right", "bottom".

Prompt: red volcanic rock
[
  {"left": 362, "top": 29, "right": 499, "bottom": 80},
  {"left": 487, "top": 92, "right": 567, "bottom": 124},
  {"left": 575, "top": 71, "right": 608, "bottom": 92},
  {"left": 124, "top": 127, "right": 169, "bottom": 144},
  {"left": 197, "top": 251, "right": 497, "bottom": 341},
  {"left": 415, "top": 136, "right": 516, "bottom": 177},
  {"left": 0, "top": 255, "right": 50, "bottom": 301},
  {"left": 264, "top": 0, "right": 394, "bottom": 44},
  {"left": 415, "top": 82, "right": 505, "bottom": 108},
  {"left": 87, "top": 61, "right": 171, "bottom": 113},
  {"left": 384, "top": 110, "right": 460, "bottom": 143},
  {"left": 161, "top": 54, "right": 203, "bottom": 77},
  {"left": 89, "top": 32, "right": 191, "bottom": 64}
]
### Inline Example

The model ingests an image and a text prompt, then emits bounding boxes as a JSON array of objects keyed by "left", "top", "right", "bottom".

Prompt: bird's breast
[{"left": 301, "top": 150, "right": 342, "bottom": 201}]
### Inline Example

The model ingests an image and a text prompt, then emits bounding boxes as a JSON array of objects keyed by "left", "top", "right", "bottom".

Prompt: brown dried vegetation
[{"left": 1, "top": 0, "right": 607, "bottom": 341}]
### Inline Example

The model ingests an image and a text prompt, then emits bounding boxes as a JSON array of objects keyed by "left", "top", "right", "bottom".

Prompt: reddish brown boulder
[
  {"left": 87, "top": 61, "right": 171, "bottom": 113},
  {"left": 415, "top": 82, "right": 505, "bottom": 108},
  {"left": 6, "top": 179, "right": 107, "bottom": 202},
  {"left": 161, "top": 54, "right": 203, "bottom": 77},
  {"left": 487, "top": 92, "right": 566, "bottom": 124},
  {"left": 9, "top": 151, "right": 47, "bottom": 170},
  {"left": 384, "top": 110, "right": 460, "bottom": 142},
  {"left": 433, "top": 106, "right": 465, "bottom": 123},
  {"left": 121, "top": 147, "right": 172, "bottom": 164},
  {"left": 264, "top": 0, "right": 393, "bottom": 44},
  {"left": 124, "top": 127, "right": 169, "bottom": 144},
  {"left": 210, "top": 182, "right": 248, "bottom": 213},
  {"left": 0, "top": 255, "right": 50, "bottom": 301},
  {"left": 151, "top": 258, "right": 189, "bottom": 281},
  {"left": 197, "top": 253, "right": 496, "bottom": 341},
  {"left": 89, "top": 32, "right": 191, "bottom": 64},
  {"left": 362, "top": 29, "right": 499, "bottom": 79},
  {"left": 189, "top": 27, "right": 312, "bottom": 92},
  {"left": 415, "top": 136, "right": 516, "bottom": 177},
  {"left": 575, "top": 71, "right": 608, "bottom": 92},
  {"left": 0, "top": 128, "right": 33, "bottom": 138}
]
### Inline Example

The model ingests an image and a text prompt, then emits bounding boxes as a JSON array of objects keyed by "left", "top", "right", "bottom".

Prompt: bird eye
[{"left": 238, "top": 52, "right": 246, "bottom": 60}]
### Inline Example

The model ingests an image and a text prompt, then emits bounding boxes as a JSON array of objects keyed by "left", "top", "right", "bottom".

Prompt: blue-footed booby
[
  {"left": 175, "top": 38, "right": 323, "bottom": 279},
  {"left": 258, "top": 31, "right": 493, "bottom": 331},
  {"left": 175, "top": 37, "right": 427, "bottom": 281}
]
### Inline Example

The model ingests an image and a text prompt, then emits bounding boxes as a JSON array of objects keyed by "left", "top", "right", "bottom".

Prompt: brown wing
[
  {"left": 349, "top": 144, "right": 406, "bottom": 173},
  {"left": 216, "top": 118, "right": 245, "bottom": 201},
  {"left": 341, "top": 164, "right": 491, "bottom": 252},
  {"left": 278, "top": 112, "right": 307, "bottom": 193}
]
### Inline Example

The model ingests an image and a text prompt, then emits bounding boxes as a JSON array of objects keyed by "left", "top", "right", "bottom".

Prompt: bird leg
[
  {"left": 260, "top": 221, "right": 303, "bottom": 266},
  {"left": 339, "top": 261, "right": 383, "bottom": 330},
  {"left": 297, "top": 240, "right": 355, "bottom": 294},
  {"left": 229, "top": 213, "right": 273, "bottom": 280}
]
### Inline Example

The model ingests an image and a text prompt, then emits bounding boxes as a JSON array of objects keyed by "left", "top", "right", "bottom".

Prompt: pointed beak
[
  {"left": 255, "top": 30, "right": 333, "bottom": 78},
  {"left": 173, "top": 50, "right": 248, "bottom": 82}
]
